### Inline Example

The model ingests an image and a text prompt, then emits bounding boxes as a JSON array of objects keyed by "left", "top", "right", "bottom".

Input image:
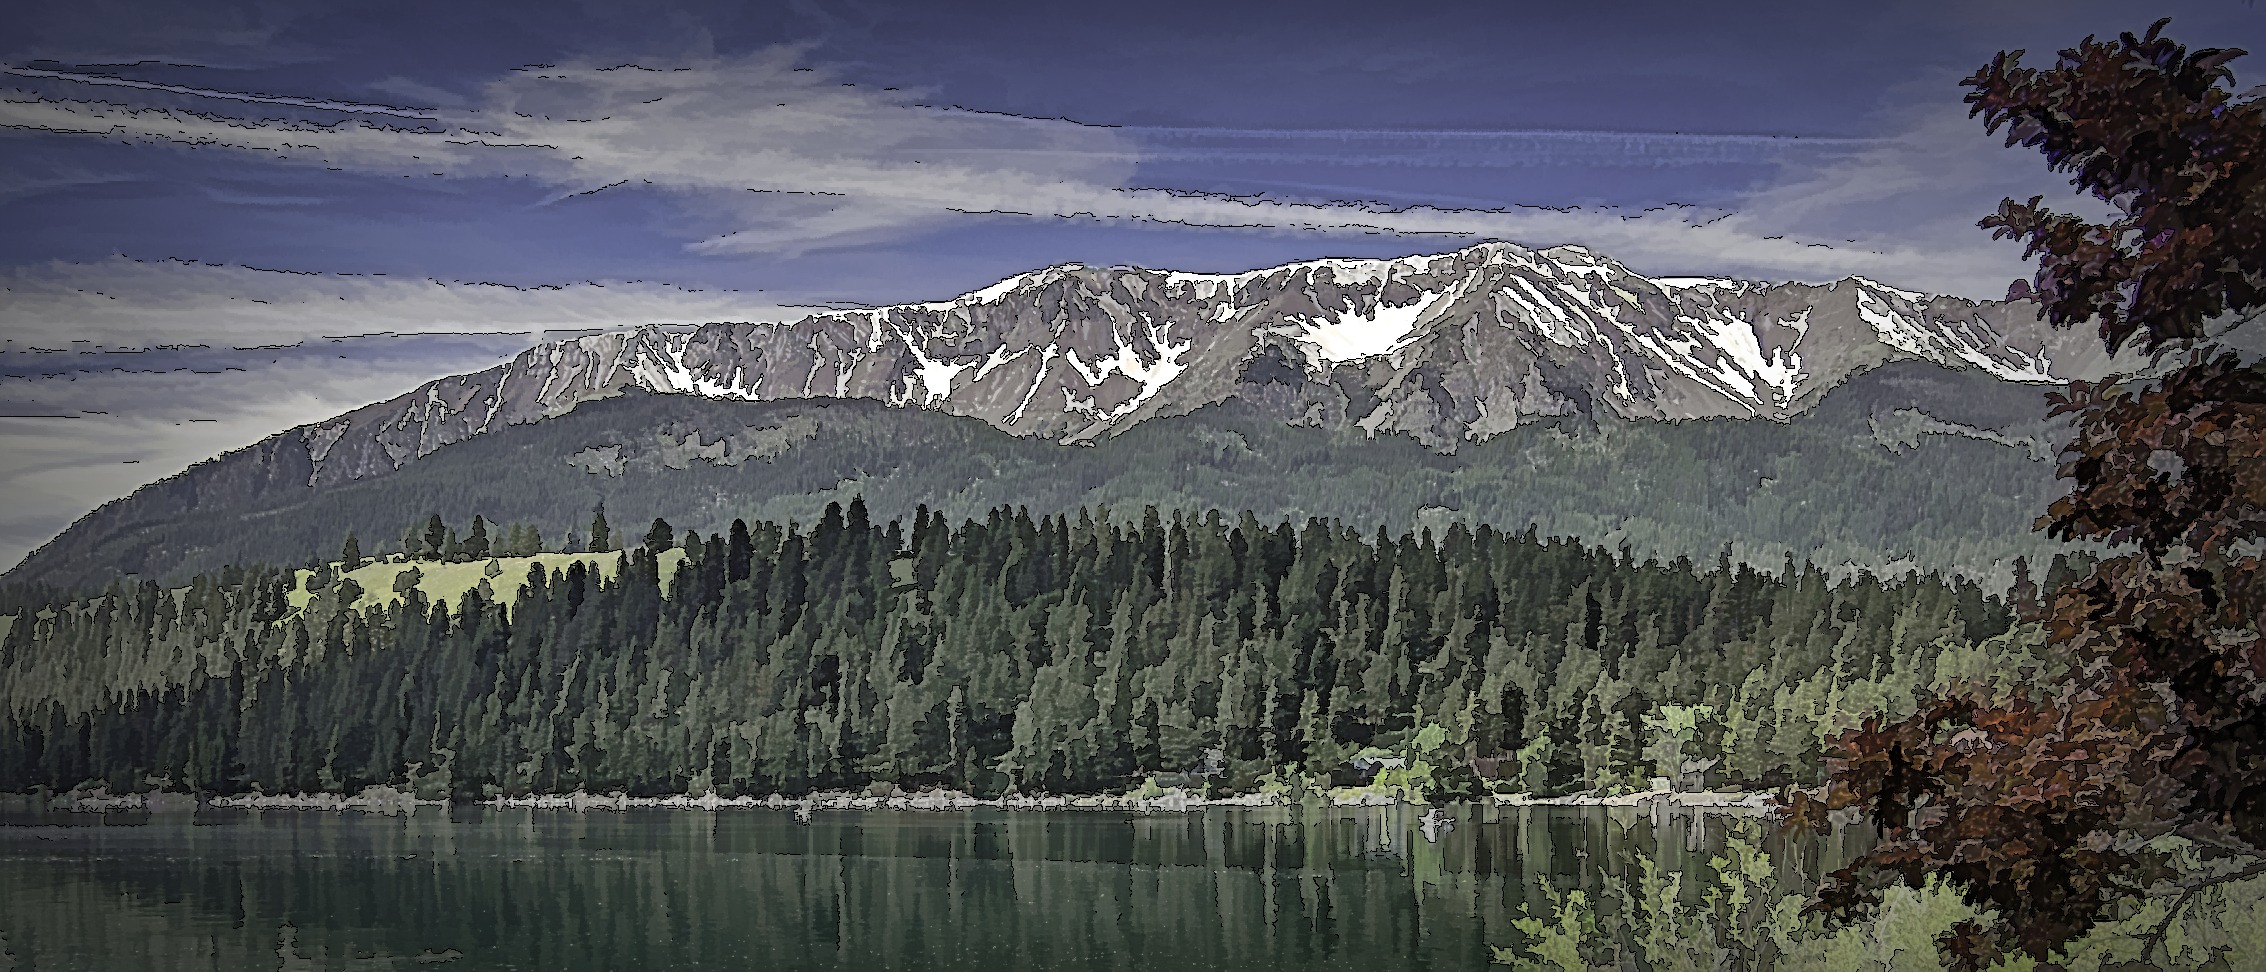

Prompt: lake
[{"left": 0, "top": 802, "right": 1856, "bottom": 970}]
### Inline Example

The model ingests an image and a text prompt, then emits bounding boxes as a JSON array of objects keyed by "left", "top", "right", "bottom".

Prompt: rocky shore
[{"left": 10, "top": 784, "right": 1776, "bottom": 816}]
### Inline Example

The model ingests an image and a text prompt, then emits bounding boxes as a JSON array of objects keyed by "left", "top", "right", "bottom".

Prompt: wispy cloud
[
  {"left": 1, "top": 48, "right": 2070, "bottom": 295},
  {"left": 0, "top": 257, "right": 809, "bottom": 348},
  {"left": 2, "top": 66, "right": 441, "bottom": 118},
  {"left": 1121, "top": 126, "right": 1883, "bottom": 170},
  {"left": 1731, "top": 89, "right": 2121, "bottom": 295}
]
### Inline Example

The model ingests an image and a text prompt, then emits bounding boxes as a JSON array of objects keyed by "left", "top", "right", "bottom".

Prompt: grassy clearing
[{"left": 283, "top": 549, "right": 687, "bottom": 617}]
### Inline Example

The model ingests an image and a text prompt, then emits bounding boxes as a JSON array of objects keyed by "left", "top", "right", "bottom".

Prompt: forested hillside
[
  {"left": 12, "top": 361, "right": 2072, "bottom": 592},
  {"left": 0, "top": 500, "right": 2053, "bottom": 800}
]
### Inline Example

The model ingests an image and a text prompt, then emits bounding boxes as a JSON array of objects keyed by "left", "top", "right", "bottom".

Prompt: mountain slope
[
  {"left": 8, "top": 241, "right": 2113, "bottom": 588},
  {"left": 7, "top": 362, "right": 2075, "bottom": 590},
  {"left": 288, "top": 240, "right": 2112, "bottom": 486}
]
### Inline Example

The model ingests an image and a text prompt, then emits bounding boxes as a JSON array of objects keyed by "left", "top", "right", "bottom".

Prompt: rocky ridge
[{"left": 293, "top": 240, "right": 2113, "bottom": 483}]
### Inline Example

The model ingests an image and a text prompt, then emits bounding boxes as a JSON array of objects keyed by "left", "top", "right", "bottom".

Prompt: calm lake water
[{"left": 0, "top": 803, "right": 1858, "bottom": 971}]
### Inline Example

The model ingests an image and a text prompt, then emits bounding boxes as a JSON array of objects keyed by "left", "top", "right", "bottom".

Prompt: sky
[{"left": 3, "top": 0, "right": 2264, "bottom": 571}]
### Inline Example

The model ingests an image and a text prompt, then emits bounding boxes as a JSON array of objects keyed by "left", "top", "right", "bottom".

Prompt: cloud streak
[
  {"left": 1122, "top": 126, "right": 1883, "bottom": 169},
  {"left": 1, "top": 66, "right": 442, "bottom": 118},
  {"left": 1, "top": 48, "right": 2064, "bottom": 296},
  {"left": 0, "top": 257, "right": 810, "bottom": 348}
]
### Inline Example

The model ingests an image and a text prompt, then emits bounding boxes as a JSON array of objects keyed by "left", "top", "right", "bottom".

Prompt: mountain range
[{"left": 7, "top": 241, "right": 2107, "bottom": 589}]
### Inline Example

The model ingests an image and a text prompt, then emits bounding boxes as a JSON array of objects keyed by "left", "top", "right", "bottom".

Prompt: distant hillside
[{"left": 8, "top": 361, "right": 2078, "bottom": 591}]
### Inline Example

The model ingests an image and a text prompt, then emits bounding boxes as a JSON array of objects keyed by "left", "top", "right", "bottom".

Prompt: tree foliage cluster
[
  {"left": 388, "top": 512, "right": 580, "bottom": 563},
  {"left": 1797, "top": 22, "right": 2266, "bottom": 970},
  {"left": 0, "top": 500, "right": 2014, "bottom": 803}
]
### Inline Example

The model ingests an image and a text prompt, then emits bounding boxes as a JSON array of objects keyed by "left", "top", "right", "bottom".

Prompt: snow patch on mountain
[
  {"left": 1538, "top": 244, "right": 1619, "bottom": 280},
  {"left": 1059, "top": 320, "right": 1193, "bottom": 421},
  {"left": 1288, "top": 288, "right": 1449, "bottom": 362},
  {"left": 909, "top": 352, "right": 974, "bottom": 405},
  {"left": 1654, "top": 277, "right": 1747, "bottom": 291},
  {"left": 645, "top": 334, "right": 759, "bottom": 400},
  {"left": 263, "top": 240, "right": 2102, "bottom": 493},
  {"left": 1852, "top": 276, "right": 1931, "bottom": 304},
  {"left": 1853, "top": 285, "right": 2054, "bottom": 383},
  {"left": 1691, "top": 310, "right": 1806, "bottom": 407},
  {"left": 1007, "top": 345, "right": 1060, "bottom": 426}
]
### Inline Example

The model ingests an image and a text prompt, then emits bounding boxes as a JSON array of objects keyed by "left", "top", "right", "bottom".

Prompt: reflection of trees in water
[{"left": 0, "top": 805, "right": 1858, "bottom": 970}]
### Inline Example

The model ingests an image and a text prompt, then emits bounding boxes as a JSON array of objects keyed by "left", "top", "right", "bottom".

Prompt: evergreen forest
[{"left": 0, "top": 500, "right": 2051, "bottom": 801}]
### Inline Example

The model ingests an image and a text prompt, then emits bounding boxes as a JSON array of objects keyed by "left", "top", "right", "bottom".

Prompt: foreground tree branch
[
  {"left": 2138, "top": 858, "right": 2266, "bottom": 963},
  {"left": 1795, "top": 19, "right": 2266, "bottom": 971}
]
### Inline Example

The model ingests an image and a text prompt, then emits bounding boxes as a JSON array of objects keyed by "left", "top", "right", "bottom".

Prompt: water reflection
[{"left": 0, "top": 803, "right": 1848, "bottom": 971}]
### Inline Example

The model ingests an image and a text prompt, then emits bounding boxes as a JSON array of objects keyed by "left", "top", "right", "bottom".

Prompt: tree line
[
  {"left": 0, "top": 500, "right": 2031, "bottom": 801},
  {"left": 381, "top": 503, "right": 625, "bottom": 566}
]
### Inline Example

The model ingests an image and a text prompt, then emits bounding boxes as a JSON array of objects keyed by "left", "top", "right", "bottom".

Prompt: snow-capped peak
[
  {"left": 370, "top": 240, "right": 2079, "bottom": 473},
  {"left": 1654, "top": 277, "right": 1747, "bottom": 292},
  {"left": 1850, "top": 276, "right": 1933, "bottom": 304}
]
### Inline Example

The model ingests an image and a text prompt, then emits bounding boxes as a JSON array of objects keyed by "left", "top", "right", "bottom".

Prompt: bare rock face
[{"left": 260, "top": 240, "right": 2105, "bottom": 490}]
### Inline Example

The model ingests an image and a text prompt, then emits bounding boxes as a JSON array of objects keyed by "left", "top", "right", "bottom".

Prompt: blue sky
[
  {"left": 13, "top": 0, "right": 2263, "bottom": 305},
  {"left": 2, "top": 0, "right": 2263, "bottom": 568}
]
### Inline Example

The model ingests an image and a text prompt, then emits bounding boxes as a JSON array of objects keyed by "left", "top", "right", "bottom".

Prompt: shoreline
[{"left": 6, "top": 786, "right": 1778, "bottom": 816}]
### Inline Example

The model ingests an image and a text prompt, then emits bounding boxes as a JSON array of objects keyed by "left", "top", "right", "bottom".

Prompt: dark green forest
[{"left": 0, "top": 499, "right": 2052, "bottom": 801}]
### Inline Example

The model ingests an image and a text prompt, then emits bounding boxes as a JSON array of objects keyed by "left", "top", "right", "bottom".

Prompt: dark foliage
[
  {"left": 1795, "top": 20, "right": 2266, "bottom": 970},
  {"left": 0, "top": 503, "right": 2008, "bottom": 803},
  {"left": 1974, "top": 19, "right": 2266, "bottom": 355}
]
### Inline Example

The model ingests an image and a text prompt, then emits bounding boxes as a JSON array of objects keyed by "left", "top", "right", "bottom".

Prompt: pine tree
[
  {"left": 340, "top": 533, "right": 364, "bottom": 572},
  {"left": 463, "top": 516, "right": 491, "bottom": 562},
  {"left": 417, "top": 515, "right": 447, "bottom": 562},
  {"left": 727, "top": 519, "right": 753, "bottom": 583},
  {"left": 589, "top": 505, "right": 613, "bottom": 553}
]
